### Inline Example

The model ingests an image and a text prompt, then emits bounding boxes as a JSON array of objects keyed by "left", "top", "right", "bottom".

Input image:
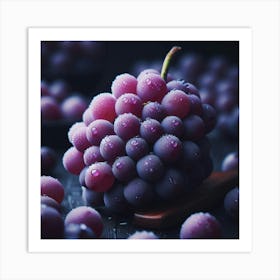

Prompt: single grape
[
  {"left": 86, "top": 119, "right": 114, "bottom": 145},
  {"left": 124, "top": 178, "right": 154, "bottom": 208},
  {"left": 142, "top": 102, "right": 166, "bottom": 121},
  {"left": 41, "top": 195, "right": 61, "bottom": 212},
  {"left": 182, "top": 141, "right": 201, "bottom": 167},
  {"left": 114, "top": 113, "right": 141, "bottom": 141},
  {"left": 201, "top": 104, "right": 217, "bottom": 134},
  {"left": 85, "top": 162, "right": 115, "bottom": 192},
  {"left": 83, "top": 146, "right": 104, "bottom": 166},
  {"left": 82, "top": 108, "right": 95, "bottom": 126},
  {"left": 215, "top": 92, "right": 236, "bottom": 113},
  {"left": 41, "top": 146, "right": 57, "bottom": 174},
  {"left": 68, "top": 122, "right": 86, "bottom": 144},
  {"left": 61, "top": 95, "right": 88, "bottom": 121},
  {"left": 161, "top": 116, "right": 184, "bottom": 138},
  {"left": 41, "top": 176, "right": 64, "bottom": 204},
  {"left": 62, "top": 146, "right": 85, "bottom": 175},
  {"left": 155, "top": 168, "right": 186, "bottom": 201},
  {"left": 136, "top": 73, "right": 167, "bottom": 102},
  {"left": 136, "top": 154, "right": 165, "bottom": 182},
  {"left": 153, "top": 134, "right": 183, "bottom": 164},
  {"left": 88, "top": 93, "right": 117, "bottom": 122},
  {"left": 112, "top": 156, "right": 137, "bottom": 182},
  {"left": 166, "top": 80, "right": 189, "bottom": 93},
  {"left": 197, "top": 72, "right": 218, "bottom": 90},
  {"left": 180, "top": 212, "right": 222, "bottom": 239},
  {"left": 199, "top": 88, "right": 216, "bottom": 106},
  {"left": 103, "top": 183, "right": 130, "bottom": 213},
  {"left": 137, "top": 68, "right": 160, "bottom": 81},
  {"left": 125, "top": 137, "right": 149, "bottom": 161},
  {"left": 188, "top": 94, "right": 203, "bottom": 116},
  {"left": 41, "top": 96, "right": 61, "bottom": 121},
  {"left": 224, "top": 187, "right": 239, "bottom": 220},
  {"left": 79, "top": 167, "right": 88, "bottom": 186},
  {"left": 71, "top": 126, "right": 91, "bottom": 152},
  {"left": 128, "top": 231, "right": 158, "bottom": 239},
  {"left": 221, "top": 152, "right": 239, "bottom": 171},
  {"left": 111, "top": 73, "right": 137, "bottom": 98},
  {"left": 48, "top": 79, "right": 69, "bottom": 101},
  {"left": 64, "top": 206, "right": 103, "bottom": 238},
  {"left": 64, "top": 223, "right": 96, "bottom": 239},
  {"left": 115, "top": 93, "right": 143, "bottom": 118},
  {"left": 99, "top": 135, "right": 125, "bottom": 161},
  {"left": 161, "top": 90, "right": 191, "bottom": 119},
  {"left": 140, "top": 119, "right": 163, "bottom": 144},
  {"left": 81, "top": 186, "right": 104, "bottom": 207},
  {"left": 183, "top": 115, "right": 205, "bottom": 141},
  {"left": 41, "top": 205, "right": 64, "bottom": 239}
]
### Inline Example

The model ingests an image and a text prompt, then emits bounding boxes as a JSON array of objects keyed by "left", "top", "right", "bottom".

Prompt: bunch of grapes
[
  {"left": 41, "top": 79, "right": 88, "bottom": 122},
  {"left": 62, "top": 47, "right": 217, "bottom": 214}
]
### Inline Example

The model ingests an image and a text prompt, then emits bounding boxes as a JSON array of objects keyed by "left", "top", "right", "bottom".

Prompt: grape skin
[
  {"left": 115, "top": 93, "right": 143, "bottom": 118},
  {"left": 221, "top": 152, "right": 239, "bottom": 171},
  {"left": 81, "top": 186, "right": 104, "bottom": 207},
  {"left": 61, "top": 95, "right": 88, "bottom": 121},
  {"left": 99, "top": 135, "right": 126, "bottom": 161},
  {"left": 182, "top": 141, "right": 201, "bottom": 168},
  {"left": 112, "top": 156, "right": 137, "bottom": 182},
  {"left": 136, "top": 154, "right": 165, "bottom": 182},
  {"left": 111, "top": 73, "right": 137, "bottom": 99},
  {"left": 71, "top": 126, "right": 91, "bottom": 152},
  {"left": 140, "top": 119, "right": 163, "bottom": 144},
  {"left": 161, "top": 116, "right": 184, "bottom": 138},
  {"left": 142, "top": 102, "right": 166, "bottom": 121},
  {"left": 41, "top": 96, "right": 61, "bottom": 121},
  {"left": 153, "top": 134, "right": 183, "bottom": 164},
  {"left": 125, "top": 137, "right": 149, "bottom": 161},
  {"left": 224, "top": 187, "right": 239, "bottom": 220},
  {"left": 68, "top": 122, "right": 86, "bottom": 144},
  {"left": 180, "top": 212, "right": 222, "bottom": 239},
  {"left": 114, "top": 113, "right": 141, "bottom": 141},
  {"left": 83, "top": 146, "right": 104, "bottom": 166},
  {"left": 64, "top": 206, "right": 103, "bottom": 238},
  {"left": 41, "top": 176, "right": 64, "bottom": 204},
  {"left": 41, "top": 195, "right": 61, "bottom": 212},
  {"left": 183, "top": 115, "right": 205, "bottom": 141},
  {"left": 63, "top": 146, "right": 85, "bottom": 175},
  {"left": 41, "top": 146, "right": 57, "bottom": 174},
  {"left": 85, "top": 162, "right": 115, "bottom": 192}
]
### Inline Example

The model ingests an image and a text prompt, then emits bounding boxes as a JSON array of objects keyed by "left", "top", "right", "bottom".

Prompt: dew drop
[
  {"left": 116, "top": 162, "right": 123, "bottom": 169},
  {"left": 91, "top": 169, "right": 100, "bottom": 177}
]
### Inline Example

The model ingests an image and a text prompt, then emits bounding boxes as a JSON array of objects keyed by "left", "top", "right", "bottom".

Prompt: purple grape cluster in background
[{"left": 40, "top": 41, "right": 239, "bottom": 239}]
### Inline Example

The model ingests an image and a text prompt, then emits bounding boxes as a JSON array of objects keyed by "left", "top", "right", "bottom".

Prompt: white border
[{"left": 28, "top": 27, "right": 252, "bottom": 253}]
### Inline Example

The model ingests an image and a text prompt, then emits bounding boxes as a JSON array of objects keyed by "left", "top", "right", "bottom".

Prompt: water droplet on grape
[
  {"left": 91, "top": 127, "right": 98, "bottom": 135},
  {"left": 146, "top": 79, "right": 152, "bottom": 85},
  {"left": 116, "top": 162, "right": 123, "bottom": 169},
  {"left": 91, "top": 169, "right": 100, "bottom": 177}
]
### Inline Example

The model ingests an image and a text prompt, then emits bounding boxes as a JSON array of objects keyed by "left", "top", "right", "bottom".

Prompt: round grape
[
  {"left": 68, "top": 122, "right": 86, "bottom": 144},
  {"left": 61, "top": 95, "right": 88, "bottom": 121},
  {"left": 64, "top": 206, "right": 103, "bottom": 238},
  {"left": 140, "top": 119, "right": 163, "bottom": 144},
  {"left": 99, "top": 135, "right": 125, "bottom": 161},
  {"left": 85, "top": 162, "right": 115, "bottom": 192},
  {"left": 41, "top": 146, "right": 57, "bottom": 174},
  {"left": 81, "top": 186, "right": 104, "bottom": 207},
  {"left": 183, "top": 115, "right": 205, "bottom": 141},
  {"left": 161, "top": 116, "right": 184, "bottom": 138},
  {"left": 112, "top": 156, "right": 137, "bottom": 182},
  {"left": 62, "top": 146, "right": 85, "bottom": 175},
  {"left": 48, "top": 80, "right": 69, "bottom": 101},
  {"left": 41, "top": 195, "right": 61, "bottom": 212},
  {"left": 180, "top": 212, "right": 222, "bottom": 239},
  {"left": 142, "top": 102, "right": 166, "bottom": 121},
  {"left": 221, "top": 152, "right": 239, "bottom": 171},
  {"left": 82, "top": 108, "right": 95, "bottom": 126},
  {"left": 224, "top": 187, "right": 239, "bottom": 220},
  {"left": 115, "top": 93, "right": 143, "bottom": 117},
  {"left": 83, "top": 146, "right": 104, "bottom": 166},
  {"left": 182, "top": 141, "right": 201, "bottom": 167},
  {"left": 136, "top": 154, "right": 165, "bottom": 182},
  {"left": 188, "top": 94, "right": 203, "bottom": 116},
  {"left": 41, "top": 176, "right": 64, "bottom": 204},
  {"left": 71, "top": 126, "right": 91, "bottom": 152},
  {"left": 125, "top": 137, "right": 149, "bottom": 161},
  {"left": 111, "top": 73, "right": 137, "bottom": 98},
  {"left": 41, "top": 96, "right": 61, "bottom": 121}
]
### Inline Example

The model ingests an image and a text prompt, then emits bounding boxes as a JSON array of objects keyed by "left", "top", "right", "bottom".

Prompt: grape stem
[{"left": 161, "top": 46, "right": 182, "bottom": 81}]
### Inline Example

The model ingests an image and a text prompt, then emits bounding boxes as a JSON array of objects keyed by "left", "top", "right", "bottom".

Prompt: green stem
[{"left": 161, "top": 46, "right": 182, "bottom": 81}]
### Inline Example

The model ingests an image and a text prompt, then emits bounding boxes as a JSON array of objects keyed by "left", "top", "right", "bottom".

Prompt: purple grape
[
  {"left": 183, "top": 115, "right": 205, "bottom": 141},
  {"left": 111, "top": 73, "right": 137, "bottom": 99},
  {"left": 83, "top": 146, "right": 104, "bottom": 166},
  {"left": 136, "top": 73, "right": 167, "bottom": 103},
  {"left": 153, "top": 134, "right": 183, "bottom": 164},
  {"left": 188, "top": 94, "right": 203, "bottom": 116},
  {"left": 49, "top": 51, "right": 71, "bottom": 75},
  {"left": 161, "top": 90, "right": 191, "bottom": 119},
  {"left": 81, "top": 186, "right": 104, "bottom": 207},
  {"left": 41, "top": 146, "right": 57, "bottom": 174},
  {"left": 140, "top": 119, "right": 163, "bottom": 144},
  {"left": 161, "top": 116, "right": 184, "bottom": 138},
  {"left": 128, "top": 231, "right": 158, "bottom": 239},
  {"left": 48, "top": 80, "right": 69, "bottom": 101},
  {"left": 199, "top": 88, "right": 216, "bottom": 106},
  {"left": 182, "top": 141, "right": 201, "bottom": 167},
  {"left": 41, "top": 205, "right": 64, "bottom": 239},
  {"left": 114, "top": 113, "right": 141, "bottom": 141},
  {"left": 79, "top": 167, "right": 88, "bottom": 186},
  {"left": 166, "top": 80, "right": 189, "bottom": 93},
  {"left": 64, "top": 223, "right": 96, "bottom": 239},
  {"left": 64, "top": 206, "right": 103, "bottom": 238},
  {"left": 124, "top": 178, "right": 154, "bottom": 208},
  {"left": 41, "top": 176, "right": 64, "bottom": 204},
  {"left": 197, "top": 72, "right": 218, "bottom": 90},
  {"left": 136, "top": 154, "right": 165, "bottom": 182},
  {"left": 61, "top": 95, "right": 88, "bottom": 121},
  {"left": 201, "top": 104, "right": 217, "bottom": 133},
  {"left": 88, "top": 93, "right": 117, "bottom": 122},
  {"left": 41, "top": 96, "right": 61, "bottom": 121},
  {"left": 115, "top": 93, "right": 143, "bottom": 118},
  {"left": 125, "top": 137, "right": 149, "bottom": 161},
  {"left": 85, "top": 162, "right": 115, "bottom": 192},
  {"left": 99, "top": 135, "right": 125, "bottom": 161},
  {"left": 136, "top": 68, "right": 160, "bottom": 80},
  {"left": 41, "top": 196, "right": 61, "bottom": 212},
  {"left": 71, "top": 126, "right": 91, "bottom": 152},
  {"left": 180, "top": 212, "right": 222, "bottom": 239},
  {"left": 155, "top": 168, "right": 186, "bottom": 201},
  {"left": 112, "top": 156, "right": 137, "bottom": 182},
  {"left": 215, "top": 92, "right": 236, "bottom": 113},
  {"left": 142, "top": 102, "right": 166, "bottom": 121},
  {"left": 221, "top": 152, "right": 239, "bottom": 171},
  {"left": 82, "top": 108, "right": 95, "bottom": 126},
  {"left": 68, "top": 122, "right": 86, "bottom": 144},
  {"left": 62, "top": 146, "right": 85, "bottom": 175},
  {"left": 224, "top": 187, "right": 239, "bottom": 220},
  {"left": 103, "top": 183, "right": 130, "bottom": 213},
  {"left": 86, "top": 119, "right": 114, "bottom": 145}
]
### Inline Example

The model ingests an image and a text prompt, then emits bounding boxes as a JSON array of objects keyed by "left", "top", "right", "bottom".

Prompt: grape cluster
[
  {"left": 63, "top": 65, "right": 217, "bottom": 213},
  {"left": 41, "top": 80, "right": 88, "bottom": 122}
]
